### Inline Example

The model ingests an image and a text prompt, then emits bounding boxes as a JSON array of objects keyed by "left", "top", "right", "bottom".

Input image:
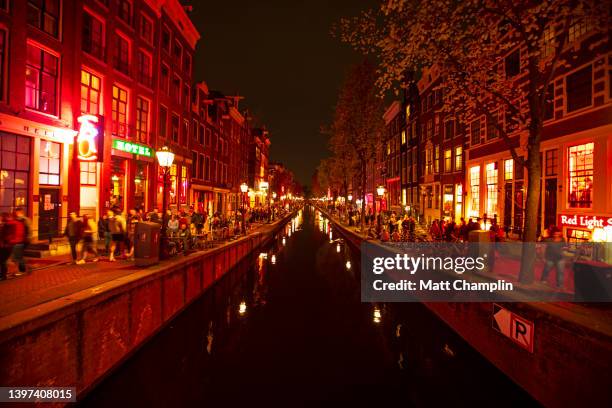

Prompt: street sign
[{"left": 492, "top": 304, "right": 535, "bottom": 353}]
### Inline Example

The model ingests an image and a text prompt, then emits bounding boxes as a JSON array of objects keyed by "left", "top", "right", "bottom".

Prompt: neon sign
[
  {"left": 558, "top": 214, "right": 612, "bottom": 230},
  {"left": 112, "top": 139, "right": 153, "bottom": 158},
  {"left": 77, "top": 115, "right": 100, "bottom": 161}
]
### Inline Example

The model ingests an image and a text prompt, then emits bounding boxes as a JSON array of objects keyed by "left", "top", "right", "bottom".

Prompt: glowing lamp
[
  {"left": 348, "top": 194, "right": 353, "bottom": 201},
  {"left": 76, "top": 114, "right": 100, "bottom": 161},
  {"left": 156, "top": 146, "right": 174, "bottom": 168},
  {"left": 377, "top": 186, "right": 386, "bottom": 197},
  {"left": 240, "top": 182, "right": 248, "bottom": 193}
]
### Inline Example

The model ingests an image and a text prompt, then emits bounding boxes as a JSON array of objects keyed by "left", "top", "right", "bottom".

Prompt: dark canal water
[{"left": 80, "top": 205, "right": 537, "bottom": 407}]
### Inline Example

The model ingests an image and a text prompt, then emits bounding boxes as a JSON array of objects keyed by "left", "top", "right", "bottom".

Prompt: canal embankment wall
[
  {"left": 0, "top": 212, "right": 295, "bottom": 401},
  {"left": 319, "top": 206, "right": 612, "bottom": 408}
]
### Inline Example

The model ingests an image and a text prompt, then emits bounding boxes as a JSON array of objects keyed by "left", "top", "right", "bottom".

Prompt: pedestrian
[
  {"left": 108, "top": 210, "right": 126, "bottom": 262},
  {"left": 540, "top": 227, "right": 566, "bottom": 289},
  {"left": 98, "top": 211, "right": 111, "bottom": 255},
  {"left": 64, "top": 212, "right": 83, "bottom": 264},
  {"left": 168, "top": 215, "right": 179, "bottom": 237},
  {"left": 125, "top": 209, "right": 140, "bottom": 260},
  {"left": 79, "top": 214, "right": 99, "bottom": 264},
  {"left": 0, "top": 213, "right": 14, "bottom": 281}
]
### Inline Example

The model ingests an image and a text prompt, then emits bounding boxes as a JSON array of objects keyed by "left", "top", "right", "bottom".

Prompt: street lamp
[
  {"left": 156, "top": 146, "right": 174, "bottom": 260},
  {"left": 376, "top": 185, "right": 386, "bottom": 230},
  {"left": 240, "top": 182, "right": 248, "bottom": 234}
]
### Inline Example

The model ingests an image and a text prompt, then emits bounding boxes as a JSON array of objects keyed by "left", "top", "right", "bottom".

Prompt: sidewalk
[{"left": 0, "top": 219, "right": 281, "bottom": 318}]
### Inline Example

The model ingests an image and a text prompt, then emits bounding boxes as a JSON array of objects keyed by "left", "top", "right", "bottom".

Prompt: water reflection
[{"left": 81, "top": 205, "right": 536, "bottom": 407}]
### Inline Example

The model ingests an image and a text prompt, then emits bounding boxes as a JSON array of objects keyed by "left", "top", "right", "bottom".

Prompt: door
[
  {"left": 38, "top": 188, "right": 60, "bottom": 241},
  {"left": 544, "top": 178, "right": 557, "bottom": 230}
]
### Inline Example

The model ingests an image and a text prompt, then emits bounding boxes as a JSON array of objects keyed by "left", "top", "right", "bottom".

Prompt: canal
[{"left": 80, "top": 205, "right": 538, "bottom": 407}]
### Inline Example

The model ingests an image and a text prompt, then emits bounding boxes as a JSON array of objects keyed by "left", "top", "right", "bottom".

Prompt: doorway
[{"left": 38, "top": 188, "right": 60, "bottom": 241}]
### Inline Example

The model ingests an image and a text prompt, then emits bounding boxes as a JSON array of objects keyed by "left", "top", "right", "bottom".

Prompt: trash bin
[
  {"left": 574, "top": 260, "right": 612, "bottom": 302},
  {"left": 134, "top": 221, "right": 161, "bottom": 266}
]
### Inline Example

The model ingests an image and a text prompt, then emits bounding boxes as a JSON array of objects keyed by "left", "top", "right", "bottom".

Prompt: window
[
  {"left": 139, "top": 13, "right": 153, "bottom": 43},
  {"left": 114, "top": 34, "right": 130, "bottom": 75},
  {"left": 470, "top": 119, "right": 481, "bottom": 145},
  {"left": 136, "top": 50, "right": 152, "bottom": 87},
  {"left": 80, "top": 161, "right": 97, "bottom": 185},
  {"left": 82, "top": 11, "right": 104, "bottom": 60},
  {"left": 111, "top": 85, "right": 128, "bottom": 137},
  {"left": 568, "top": 142, "right": 593, "bottom": 208},
  {"left": 204, "top": 156, "right": 210, "bottom": 180},
  {"left": 171, "top": 114, "right": 179, "bottom": 142},
  {"left": 544, "top": 84, "right": 554, "bottom": 120},
  {"left": 80, "top": 70, "right": 101, "bottom": 115},
  {"left": 545, "top": 149, "right": 558, "bottom": 176},
  {"left": 486, "top": 162, "right": 498, "bottom": 216},
  {"left": 198, "top": 124, "right": 205, "bottom": 145},
  {"left": 444, "top": 149, "right": 452, "bottom": 172},
  {"left": 25, "top": 43, "right": 58, "bottom": 115},
  {"left": 160, "top": 64, "right": 169, "bottom": 93},
  {"left": 184, "top": 53, "right": 191, "bottom": 75},
  {"left": 161, "top": 25, "right": 171, "bottom": 53},
  {"left": 173, "top": 40, "right": 183, "bottom": 65},
  {"left": 425, "top": 148, "right": 433, "bottom": 175},
  {"left": 455, "top": 146, "right": 463, "bottom": 171},
  {"left": 542, "top": 25, "right": 555, "bottom": 58},
  {"left": 172, "top": 75, "right": 181, "bottom": 104},
  {"left": 0, "top": 29, "right": 5, "bottom": 100},
  {"left": 434, "top": 145, "right": 440, "bottom": 173},
  {"left": 182, "top": 119, "right": 189, "bottom": 144},
  {"left": 504, "top": 159, "right": 513, "bottom": 181},
  {"left": 444, "top": 119, "right": 454, "bottom": 140},
  {"left": 39, "top": 140, "right": 60, "bottom": 185},
  {"left": 566, "top": 65, "right": 592, "bottom": 112},
  {"left": 27, "top": 0, "right": 59, "bottom": 38},
  {"left": 568, "top": 18, "right": 592, "bottom": 43},
  {"left": 487, "top": 111, "right": 501, "bottom": 140},
  {"left": 117, "top": 0, "right": 131, "bottom": 25},
  {"left": 426, "top": 119, "right": 433, "bottom": 139},
  {"left": 0, "top": 134, "right": 30, "bottom": 214},
  {"left": 135, "top": 97, "right": 149, "bottom": 143},
  {"left": 158, "top": 106, "right": 168, "bottom": 138},
  {"left": 183, "top": 84, "right": 190, "bottom": 109},
  {"left": 470, "top": 166, "right": 480, "bottom": 217},
  {"left": 401, "top": 130, "right": 406, "bottom": 145},
  {"left": 505, "top": 49, "right": 520, "bottom": 78}
]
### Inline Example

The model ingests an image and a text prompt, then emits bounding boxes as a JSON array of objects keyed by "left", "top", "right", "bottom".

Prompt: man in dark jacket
[{"left": 64, "top": 212, "right": 83, "bottom": 264}]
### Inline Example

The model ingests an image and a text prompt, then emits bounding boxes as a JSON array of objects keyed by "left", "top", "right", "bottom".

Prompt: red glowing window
[
  {"left": 568, "top": 142, "right": 593, "bottom": 208},
  {"left": 80, "top": 70, "right": 101, "bottom": 115}
]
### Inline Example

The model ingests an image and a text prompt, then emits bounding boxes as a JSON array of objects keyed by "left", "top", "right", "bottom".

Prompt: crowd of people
[{"left": 0, "top": 203, "right": 294, "bottom": 280}]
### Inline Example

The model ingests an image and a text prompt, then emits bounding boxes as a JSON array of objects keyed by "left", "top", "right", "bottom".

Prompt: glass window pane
[
  {"left": 0, "top": 188, "right": 13, "bottom": 207},
  {"left": 16, "top": 153, "right": 30, "bottom": 170},
  {"left": 40, "top": 159, "right": 49, "bottom": 173},
  {"left": 0, "top": 169, "right": 14, "bottom": 187},
  {"left": 40, "top": 173, "right": 48, "bottom": 185},
  {"left": 14, "top": 189, "right": 27, "bottom": 207},
  {"left": 2, "top": 151, "right": 15, "bottom": 169},
  {"left": 14, "top": 171, "right": 28, "bottom": 187},
  {"left": 2, "top": 134, "right": 16, "bottom": 151},
  {"left": 17, "top": 136, "right": 30, "bottom": 153}
]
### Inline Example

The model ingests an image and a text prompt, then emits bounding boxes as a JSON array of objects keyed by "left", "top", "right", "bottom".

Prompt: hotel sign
[
  {"left": 112, "top": 139, "right": 153, "bottom": 158},
  {"left": 558, "top": 214, "right": 612, "bottom": 230}
]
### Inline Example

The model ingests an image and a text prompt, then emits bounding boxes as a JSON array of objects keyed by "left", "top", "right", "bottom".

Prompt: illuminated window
[
  {"left": 425, "top": 148, "right": 433, "bottom": 175},
  {"left": 542, "top": 25, "right": 555, "bottom": 57},
  {"left": 180, "top": 166, "right": 188, "bottom": 204},
  {"left": 25, "top": 43, "right": 58, "bottom": 115},
  {"left": 111, "top": 84, "right": 128, "bottom": 137},
  {"left": 80, "top": 161, "right": 97, "bottom": 185},
  {"left": 27, "top": 0, "right": 59, "bottom": 38},
  {"left": 504, "top": 159, "right": 513, "bottom": 181},
  {"left": 568, "top": 18, "right": 592, "bottom": 43},
  {"left": 0, "top": 134, "right": 30, "bottom": 214},
  {"left": 401, "top": 130, "right": 406, "bottom": 144},
  {"left": 470, "top": 166, "right": 480, "bottom": 217},
  {"left": 486, "top": 162, "right": 498, "bottom": 216},
  {"left": 568, "top": 142, "right": 593, "bottom": 208},
  {"left": 135, "top": 97, "right": 149, "bottom": 143},
  {"left": 80, "top": 70, "right": 101, "bottom": 115},
  {"left": 455, "top": 146, "right": 463, "bottom": 171},
  {"left": 444, "top": 149, "right": 452, "bottom": 172},
  {"left": 434, "top": 145, "right": 440, "bottom": 173},
  {"left": 39, "top": 140, "right": 60, "bottom": 185}
]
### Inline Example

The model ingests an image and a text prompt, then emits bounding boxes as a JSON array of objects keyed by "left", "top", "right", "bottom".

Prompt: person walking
[
  {"left": 64, "top": 212, "right": 83, "bottom": 264},
  {"left": 98, "top": 212, "right": 111, "bottom": 255},
  {"left": 540, "top": 227, "right": 566, "bottom": 289},
  {"left": 108, "top": 210, "right": 126, "bottom": 262},
  {"left": 125, "top": 209, "right": 140, "bottom": 260},
  {"left": 79, "top": 214, "right": 99, "bottom": 264},
  {"left": 0, "top": 213, "right": 14, "bottom": 280}
]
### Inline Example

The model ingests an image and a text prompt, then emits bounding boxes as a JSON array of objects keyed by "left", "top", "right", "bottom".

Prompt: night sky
[{"left": 189, "top": 0, "right": 376, "bottom": 186}]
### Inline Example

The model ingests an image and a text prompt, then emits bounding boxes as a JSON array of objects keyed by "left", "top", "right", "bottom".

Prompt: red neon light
[{"left": 77, "top": 114, "right": 99, "bottom": 161}]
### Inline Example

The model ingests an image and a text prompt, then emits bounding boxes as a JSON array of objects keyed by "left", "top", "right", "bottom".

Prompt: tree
[
  {"left": 327, "top": 60, "right": 385, "bottom": 228},
  {"left": 338, "top": 0, "right": 609, "bottom": 282}
]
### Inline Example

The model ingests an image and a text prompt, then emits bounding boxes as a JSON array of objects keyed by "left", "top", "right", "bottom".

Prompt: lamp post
[
  {"left": 156, "top": 146, "right": 174, "bottom": 260},
  {"left": 240, "top": 182, "right": 248, "bottom": 234},
  {"left": 376, "top": 185, "right": 386, "bottom": 230}
]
